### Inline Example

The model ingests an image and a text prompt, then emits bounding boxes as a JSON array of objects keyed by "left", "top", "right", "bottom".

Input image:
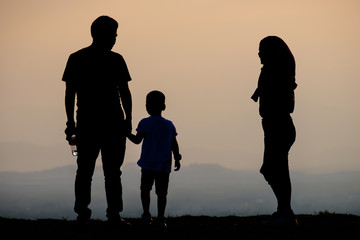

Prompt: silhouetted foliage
[{"left": 1, "top": 214, "right": 359, "bottom": 240}]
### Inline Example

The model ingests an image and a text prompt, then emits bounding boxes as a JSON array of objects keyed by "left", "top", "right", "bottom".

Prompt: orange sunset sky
[{"left": 0, "top": 0, "right": 359, "bottom": 173}]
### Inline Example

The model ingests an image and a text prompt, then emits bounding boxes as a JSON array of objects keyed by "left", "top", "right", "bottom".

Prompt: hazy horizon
[{"left": 1, "top": 162, "right": 359, "bottom": 219}]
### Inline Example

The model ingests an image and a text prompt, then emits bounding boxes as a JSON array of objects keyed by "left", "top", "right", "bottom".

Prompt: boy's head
[{"left": 146, "top": 90, "right": 166, "bottom": 116}]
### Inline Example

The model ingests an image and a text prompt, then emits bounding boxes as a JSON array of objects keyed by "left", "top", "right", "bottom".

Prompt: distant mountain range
[{"left": 0, "top": 163, "right": 359, "bottom": 219}]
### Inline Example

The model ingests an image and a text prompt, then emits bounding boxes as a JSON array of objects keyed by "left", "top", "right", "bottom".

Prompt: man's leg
[
  {"left": 101, "top": 134, "right": 126, "bottom": 221},
  {"left": 74, "top": 137, "right": 100, "bottom": 222}
]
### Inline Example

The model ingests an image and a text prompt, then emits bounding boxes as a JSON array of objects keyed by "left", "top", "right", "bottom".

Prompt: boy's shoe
[
  {"left": 155, "top": 217, "right": 167, "bottom": 228},
  {"left": 141, "top": 213, "right": 153, "bottom": 225}
]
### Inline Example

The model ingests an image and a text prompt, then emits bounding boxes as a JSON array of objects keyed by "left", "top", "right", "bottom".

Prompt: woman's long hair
[
  {"left": 252, "top": 36, "right": 297, "bottom": 112},
  {"left": 259, "top": 36, "right": 296, "bottom": 80}
]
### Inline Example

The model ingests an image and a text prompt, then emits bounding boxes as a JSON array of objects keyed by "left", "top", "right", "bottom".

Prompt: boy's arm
[
  {"left": 127, "top": 131, "right": 144, "bottom": 145},
  {"left": 172, "top": 137, "right": 182, "bottom": 171}
]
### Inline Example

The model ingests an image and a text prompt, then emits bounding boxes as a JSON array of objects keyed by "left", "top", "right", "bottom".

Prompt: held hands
[{"left": 174, "top": 153, "right": 182, "bottom": 171}]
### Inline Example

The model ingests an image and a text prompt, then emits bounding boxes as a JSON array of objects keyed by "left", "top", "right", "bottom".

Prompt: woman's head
[{"left": 258, "top": 36, "right": 295, "bottom": 76}]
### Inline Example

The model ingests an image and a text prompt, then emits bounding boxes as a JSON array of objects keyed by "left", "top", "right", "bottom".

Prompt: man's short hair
[{"left": 91, "top": 16, "right": 118, "bottom": 38}]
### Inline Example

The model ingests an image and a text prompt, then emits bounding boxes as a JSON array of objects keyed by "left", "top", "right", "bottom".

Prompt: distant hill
[{"left": 0, "top": 163, "right": 359, "bottom": 219}]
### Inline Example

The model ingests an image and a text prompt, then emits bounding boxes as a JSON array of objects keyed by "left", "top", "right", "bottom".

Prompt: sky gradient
[{"left": 1, "top": 0, "right": 359, "bottom": 173}]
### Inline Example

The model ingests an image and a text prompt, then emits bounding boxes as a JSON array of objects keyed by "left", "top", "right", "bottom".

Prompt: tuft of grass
[{"left": 315, "top": 210, "right": 337, "bottom": 216}]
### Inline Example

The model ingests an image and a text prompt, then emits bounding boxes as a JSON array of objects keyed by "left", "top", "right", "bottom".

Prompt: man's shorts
[{"left": 140, "top": 169, "right": 170, "bottom": 196}]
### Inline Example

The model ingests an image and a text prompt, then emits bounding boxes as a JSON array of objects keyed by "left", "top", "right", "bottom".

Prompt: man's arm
[
  {"left": 119, "top": 81, "right": 132, "bottom": 133},
  {"left": 64, "top": 81, "right": 76, "bottom": 142}
]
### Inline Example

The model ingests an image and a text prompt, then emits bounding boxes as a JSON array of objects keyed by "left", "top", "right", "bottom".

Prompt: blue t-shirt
[{"left": 136, "top": 116, "right": 178, "bottom": 172}]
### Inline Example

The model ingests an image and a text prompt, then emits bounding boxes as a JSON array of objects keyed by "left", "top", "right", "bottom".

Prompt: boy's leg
[
  {"left": 157, "top": 195, "right": 167, "bottom": 219},
  {"left": 141, "top": 191, "right": 151, "bottom": 216},
  {"left": 154, "top": 171, "right": 170, "bottom": 219},
  {"left": 140, "top": 169, "right": 155, "bottom": 217}
]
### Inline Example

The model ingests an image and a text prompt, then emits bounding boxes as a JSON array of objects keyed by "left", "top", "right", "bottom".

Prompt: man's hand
[{"left": 65, "top": 121, "right": 76, "bottom": 143}]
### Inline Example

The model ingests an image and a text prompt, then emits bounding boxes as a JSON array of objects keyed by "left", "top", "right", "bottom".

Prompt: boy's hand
[
  {"left": 174, "top": 153, "right": 182, "bottom": 161},
  {"left": 174, "top": 160, "right": 181, "bottom": 171},
  {"left": 174, "top": 153, "right": 182, "bottom": 171}
]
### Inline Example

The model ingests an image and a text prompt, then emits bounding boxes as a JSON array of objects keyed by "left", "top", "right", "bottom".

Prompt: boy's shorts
[{"left": 140, "top": 169, "right": 170, "bottom": 196}]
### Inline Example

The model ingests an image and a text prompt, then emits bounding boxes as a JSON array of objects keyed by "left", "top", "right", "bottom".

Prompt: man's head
[
  {"left": 91, "top": 16, "right": 118, "bottom": 51},
  {"left": 146, "top": 91, "right": 166, "bottom": 116}
]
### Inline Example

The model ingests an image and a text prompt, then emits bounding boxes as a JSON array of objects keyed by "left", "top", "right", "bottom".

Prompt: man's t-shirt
[
  {"left": 136, "top": 116, "right": 178, "bottom": 173},
  {"left": 62, "top": 46, "right": 131, "bottom": 123}
]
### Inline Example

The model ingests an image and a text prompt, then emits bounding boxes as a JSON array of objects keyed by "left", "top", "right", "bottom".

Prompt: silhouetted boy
[
  {"left": 63, "top": 16, "right": 132, "bottom": 225},
  {"left": 127, "top": 90, "right": 182, "bottom": 227}
]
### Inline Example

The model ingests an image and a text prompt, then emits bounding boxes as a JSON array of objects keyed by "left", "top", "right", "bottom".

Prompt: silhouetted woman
[{"left": 252, "top": 36, "right": 298, "bottom": 226}]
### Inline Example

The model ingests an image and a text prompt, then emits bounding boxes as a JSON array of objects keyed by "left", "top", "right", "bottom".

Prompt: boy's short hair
[
  {"left": 91, "top": 16, "right": 118, "bottom": 38},
  {"left": 146, "top": 90, "right": 165, "bottom": 109}
]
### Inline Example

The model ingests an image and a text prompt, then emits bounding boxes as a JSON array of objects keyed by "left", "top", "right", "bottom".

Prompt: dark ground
[{"left": 1, "top": 213, "right": 359, "bottom": 240}]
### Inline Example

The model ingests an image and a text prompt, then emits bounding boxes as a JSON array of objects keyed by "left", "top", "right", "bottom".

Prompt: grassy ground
[{"left": 1, "top": 213, "right": 359, "bottom": 240}]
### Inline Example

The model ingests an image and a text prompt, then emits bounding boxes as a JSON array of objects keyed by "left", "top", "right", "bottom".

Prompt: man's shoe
[
  {"left": 76, "top": 208, "right": 92, "bottom": 226},
  {"left": 107, "top": 215, "right": 132, "bottom": 228}
]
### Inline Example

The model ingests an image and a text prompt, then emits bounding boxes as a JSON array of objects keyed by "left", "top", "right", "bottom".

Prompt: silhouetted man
[{"left": 62, "top": 16, "right": 132, "bottom": 225}]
